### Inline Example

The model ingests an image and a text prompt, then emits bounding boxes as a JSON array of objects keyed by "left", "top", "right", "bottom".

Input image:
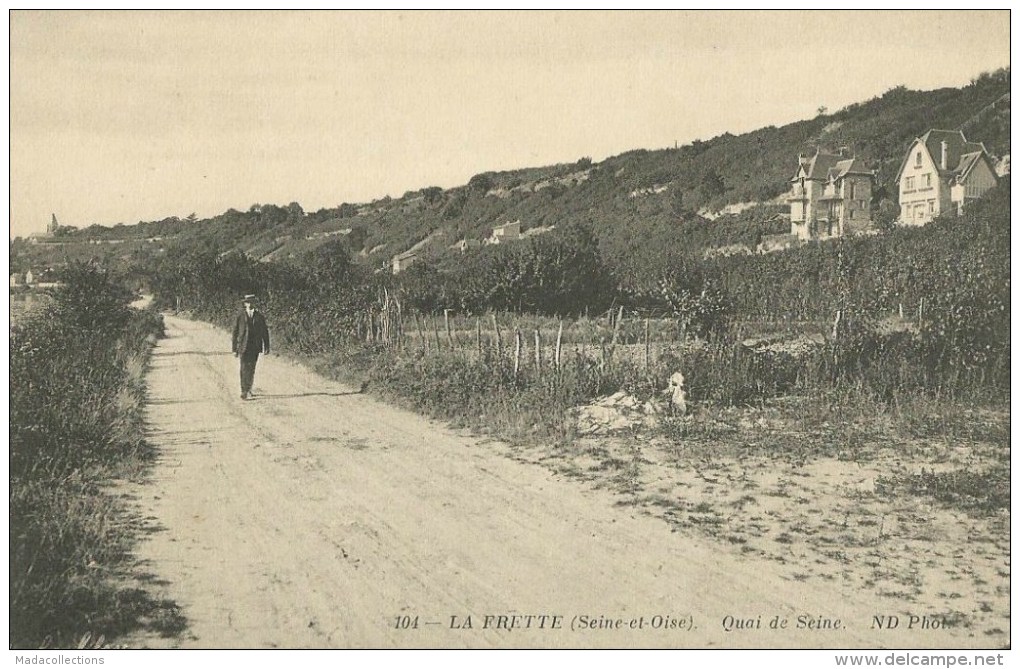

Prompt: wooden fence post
[
  {"left": 394, "top": 297, "right": 403, "bottom": 349},
  {"left": 492, "top": 314, "right": 503, "bottom": 354},
  {"left": 514, "top": 330, "right": 522, "bottom": 377},
  {"left": 611, "top": 306, "right": 624, "bottom": 346},
  {"left": 643, "top": 317, "right": 650, "bottom": 373},
  {"left": 414, "top": 312, "right": 427, "bottom": 352},
  {"left": 554, "top": 320, "right": 563, "bottom": 370},
  {"left": 606, "top": 306, "right": 624, "bottom": 363},
  {"left": 444, "top": 309, "right": 454, "bottom": 347},
  {"left": 432, "top": 313, "right": 442, "bottom": 352},
  {"left": 476, "top": 318, "right": 482, "bottom": 358},
  {"left": 534, "top": 329, "right": 542, "bottom": 373}
]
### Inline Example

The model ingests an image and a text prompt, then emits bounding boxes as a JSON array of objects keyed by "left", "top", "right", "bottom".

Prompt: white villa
[{"left": 896, "top": 129, "right": 998, "bottom": 225}]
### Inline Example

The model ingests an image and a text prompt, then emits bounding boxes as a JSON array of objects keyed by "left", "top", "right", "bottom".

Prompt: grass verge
[{"left": 10, "top": 268, "right": 185, "bottom": 649}]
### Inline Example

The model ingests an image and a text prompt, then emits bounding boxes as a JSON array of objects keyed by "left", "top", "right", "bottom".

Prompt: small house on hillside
[
  {"left": 487, "top": 220, "right": 521, "bottom": 245},
  {"left": 391, "top": 250, "right": 418, "bottom": 274},
  {"left": 896, "top": 129, "right": 998, "bottom": 225},
  {"left": 451, "top": 239, "right": 481, "bottom": 253},
  {"left": 787, "top": 149, "right": 874, "bottom": 241}
]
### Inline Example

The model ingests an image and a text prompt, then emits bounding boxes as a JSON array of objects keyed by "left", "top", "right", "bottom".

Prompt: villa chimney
[{"left": 941, "top": 141, "right": 949, "bottom": 170}]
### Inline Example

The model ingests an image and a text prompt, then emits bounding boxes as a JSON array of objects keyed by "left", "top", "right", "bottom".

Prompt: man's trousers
[{"left": 239, "top": 353, "right": 260, "bottom": 396}]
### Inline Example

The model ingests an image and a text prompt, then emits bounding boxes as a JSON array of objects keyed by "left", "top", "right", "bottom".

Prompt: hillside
[{"left": 13, "top": 68, "right": 1009, "bottom": 291}]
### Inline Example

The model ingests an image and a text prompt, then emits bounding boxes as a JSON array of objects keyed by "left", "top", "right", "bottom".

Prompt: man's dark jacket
[{"left": 232, "top": 309, "right": 270, "bottom": 357}]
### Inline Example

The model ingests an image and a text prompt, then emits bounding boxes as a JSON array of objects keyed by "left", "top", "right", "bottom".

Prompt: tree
[
  {"left": 468, "top": 173, "right": 494, "bottom": 193},
  {"left": 309, "top": 239, "right": 356, "bottom": 285},
  {"left": 670, "top": 188, "right": 689, "bottom": 218},
  {"left": 53, "top": 261, "right": 134, "bottom": 330},
  {"left": 286, "top": 202, "right": 304, "bottom": 226},
  {"left": 452, "top": 222, "right": 613, "bottom": 315},
  {"left": 422, "top": 187, "right": 444, "bottom": 206},
  {"left": 395, "top": 262, "right": 449, "bottom": 314},
  {"left": 700, "top": 169, "right": 725, "bottom": 198},
  {"left": 874, "top": 199, "right": 899, "bottom": 232}
]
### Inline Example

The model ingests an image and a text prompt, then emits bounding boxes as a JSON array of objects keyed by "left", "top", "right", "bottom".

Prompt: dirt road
[{"left": 126, "top": 315, "right": 972, "bottom": 649}]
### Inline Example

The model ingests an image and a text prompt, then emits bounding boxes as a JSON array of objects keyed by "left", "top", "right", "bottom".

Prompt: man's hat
[{"left": 242, "top": 294, "right": 257, "bottom": 303}]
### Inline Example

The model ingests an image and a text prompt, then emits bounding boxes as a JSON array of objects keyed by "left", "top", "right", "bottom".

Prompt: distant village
[{"left": 13, "top": 128, "right": 1006, "bottom": 285}]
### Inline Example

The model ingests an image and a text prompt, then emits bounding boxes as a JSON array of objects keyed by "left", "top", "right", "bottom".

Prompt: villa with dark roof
[
  {"left": 896, "top": 129, "right": 998, "bottom": 225},
  {"left": 787, "top": 149, "right": 875, "bottom": 241}
]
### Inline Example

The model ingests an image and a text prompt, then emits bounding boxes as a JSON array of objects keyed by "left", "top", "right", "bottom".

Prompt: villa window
[
  {"left": 905, "top": 177, "right": 915, "bottom": 190},
  {"left": 924, "top": 173, "right": 932, "bottom": 187},
  {"left": 915, "top": 151, "right": 923, "bottom": 167}
]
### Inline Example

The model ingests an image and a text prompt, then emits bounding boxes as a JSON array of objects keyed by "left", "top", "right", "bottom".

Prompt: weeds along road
[{"left": 128, "top": 314, "right": 962, "bottom": 649}]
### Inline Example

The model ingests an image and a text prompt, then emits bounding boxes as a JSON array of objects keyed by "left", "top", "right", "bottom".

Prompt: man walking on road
[{"left": 231, "top": 294, "right": 270, "bottom": 400}]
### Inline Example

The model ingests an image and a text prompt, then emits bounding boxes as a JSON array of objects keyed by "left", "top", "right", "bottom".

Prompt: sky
[{"left": 8, "top": 10, "right": 1011, "bottom": 238}]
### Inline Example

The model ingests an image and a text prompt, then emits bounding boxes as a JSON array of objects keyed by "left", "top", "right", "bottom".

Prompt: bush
[{"left": 10, "top": 272, "right": 178, "bottom": 648}]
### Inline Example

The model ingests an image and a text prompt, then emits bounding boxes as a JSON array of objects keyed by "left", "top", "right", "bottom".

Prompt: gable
[
  {"left": 896, "top": 139, "right": 937, "bottom": 184},
  {"left": 920, "top": 129, "right": 991, "bottom": 176},
  {"left": 957, "top": 153, "right": 998, "bottom": 186},
  {"left": 805, "top": 152, "right": 841, "bottom": 180}
]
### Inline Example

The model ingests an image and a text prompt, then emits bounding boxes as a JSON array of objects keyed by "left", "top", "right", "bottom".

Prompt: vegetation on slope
[{"left": 15, "top": 68, "right": 1008, "bottom": 296}]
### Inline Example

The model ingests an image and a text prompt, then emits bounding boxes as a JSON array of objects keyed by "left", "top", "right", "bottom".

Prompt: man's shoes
[{"left": 240, "top": 392, "right": 248, "bottom": 400}]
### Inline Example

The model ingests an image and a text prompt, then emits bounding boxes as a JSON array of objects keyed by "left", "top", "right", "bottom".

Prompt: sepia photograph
[{"left": 7, "top": 9, "right": 1011, "bottom": 661}]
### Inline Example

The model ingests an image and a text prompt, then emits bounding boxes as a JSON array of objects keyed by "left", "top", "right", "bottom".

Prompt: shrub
[{"left": 10, "top": 274, "right": 178, "bottom": 648}]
